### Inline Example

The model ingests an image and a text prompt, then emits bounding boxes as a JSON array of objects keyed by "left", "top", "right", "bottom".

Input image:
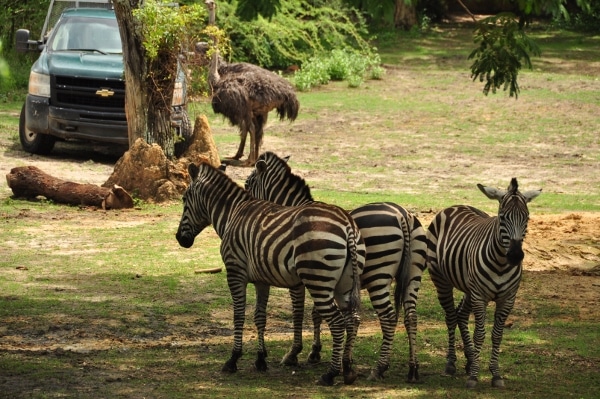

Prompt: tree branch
[{"left": 456, "top": 0, "right": 478, "bottom": 23}]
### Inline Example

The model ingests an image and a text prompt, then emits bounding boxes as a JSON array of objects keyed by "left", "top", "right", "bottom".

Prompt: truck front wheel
[
  {"left": 19, "top": 104, "right": 56, "bottom": 155},
  {"left": 174, "top": 110, "right": 192, "bottom": 158}
]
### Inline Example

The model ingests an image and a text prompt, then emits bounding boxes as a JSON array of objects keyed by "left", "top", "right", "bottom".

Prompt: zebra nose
[
  {"left": 176, "top": 231, "right": 195, "bottom": 248},
  {"left": 506, "top": 239, "right": 524, "bottom": 265}
]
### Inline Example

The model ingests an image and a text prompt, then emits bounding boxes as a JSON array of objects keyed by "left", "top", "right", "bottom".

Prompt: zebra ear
[
  {"left": 522, "top": 189, "right": 542, "bottom": 203},
  {"left": 188, "top": 163, "right": 200, "bottom": 181},
  {"left": 218, "top": 164, "right": 227, "bottom": 172},
  {"left": 477, "top": 183, "right": 505, "bottom": 201},
  {"left": 283, "top": 155, "right": 290, "bottom": 163},
  {"left": 255, "top": 159, "right": 268, "bottom": 174}
]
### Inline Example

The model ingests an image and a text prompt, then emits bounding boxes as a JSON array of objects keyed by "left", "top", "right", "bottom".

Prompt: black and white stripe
[
  {"left": 176, "top": 162, "right": 365, "bottom": 386},
  {"left": 245, "top": 152, "right": 428, "bottom": 382},
  {"left": 426, "top": 178, "right": 541, "bottom": 388}
]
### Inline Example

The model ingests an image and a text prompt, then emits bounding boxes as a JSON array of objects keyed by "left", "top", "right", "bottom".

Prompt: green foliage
[
  {"left": 214, "top": 0, "right": 373, "bottom": 69},
  {"left": 235, "top": 0, "right": 282, "bottom": 21},
  {"left": 468, "top": 13, "right": 541, "bottom": 98},
  {"left": 292, "top": 48, "right": 383, "bottom": 91},
  {"left": 132, "top": 0, "right": 206, "bottom": 60},
  {"left": 0, "top": 40, "right": 32, "bottom": 102},
  {"left": 0, "top": 40, "right": 9, "bottom": 82},
  {"left": 551, "top": 2, "right": 600, "bottom": 32},
  {"left": 0, "top": 0, "right": 48, "bottom": 54}
]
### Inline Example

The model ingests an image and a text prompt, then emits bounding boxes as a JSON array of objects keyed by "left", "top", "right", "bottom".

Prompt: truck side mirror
[{"left": 16, "top": 29, "right": 41, "bottom": 53}]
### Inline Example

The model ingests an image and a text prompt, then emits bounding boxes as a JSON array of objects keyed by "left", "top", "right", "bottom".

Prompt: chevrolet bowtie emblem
[{"left": 96, "top": 88, "right": 115, "bottom": 97}]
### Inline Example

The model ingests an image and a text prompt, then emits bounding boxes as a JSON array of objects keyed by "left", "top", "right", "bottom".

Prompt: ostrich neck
[{"left": 209, "top": 46, "right": 221, "bottom": 88}]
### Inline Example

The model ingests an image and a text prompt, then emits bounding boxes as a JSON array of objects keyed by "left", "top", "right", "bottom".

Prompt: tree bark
[
  {"left": 6, "top": 166, "right": 133, "bottom": 209},
  {"left": 394, "top": 0, "right": 417, "bottom": 29},
  {"left": 112, "top": 0, "right": 176, "bottom": 157},
  {"left": 112, "top": 0, "right": 147, "bottom": 148}
]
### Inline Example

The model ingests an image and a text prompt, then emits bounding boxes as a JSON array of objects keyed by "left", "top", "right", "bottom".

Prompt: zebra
[
  {"left": 175, "top": 161, "right": 366, "bottom": 386},
  {"left": 244, "top": 151, "right": 428, "bottom": 382},
  {"left": 426, "top": 178, "right": 541, "bottom": 388}
]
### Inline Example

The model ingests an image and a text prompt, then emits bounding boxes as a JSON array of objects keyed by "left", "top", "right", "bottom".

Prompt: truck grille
[{"left": 52, "top": 75, "right": 125, "bottom": 112}]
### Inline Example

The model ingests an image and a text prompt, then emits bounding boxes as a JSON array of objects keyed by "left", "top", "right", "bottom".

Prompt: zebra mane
[
  {"left": 195, "top": 161, "right": 251, "bottom": 198},
  {"left": 508, "top": 177, "right": 519, "bottom": 193},
  {"left": 260, "top": 152, "right": 314, "bottom": 202}
]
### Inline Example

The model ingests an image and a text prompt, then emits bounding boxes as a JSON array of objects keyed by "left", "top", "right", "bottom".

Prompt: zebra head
[
  {"left": 245, "top": 152, "right": 313, "bottom": 206},
  {"left": 176, "top": 163, "right": 211, "bottom": 248},
  {"left": 478, "top": 178, "right": 542, "bottom": 265}
]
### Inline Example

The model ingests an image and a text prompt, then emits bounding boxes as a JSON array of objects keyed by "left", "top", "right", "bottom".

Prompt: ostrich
[{"left": 199, "top": 0, "right": 299, "bottom": 166}]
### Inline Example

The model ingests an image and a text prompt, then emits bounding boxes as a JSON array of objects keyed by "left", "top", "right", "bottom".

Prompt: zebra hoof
[
  {"left": 343, "top": 369, "right": 358, "bottom": 385},
  {"left": 308, "top": 344, "right": 322, "bottom": 364},
  {"left": 308, "top": 351, "right": 321, "bottom": 364},
  {"left": 317, "top": 372, "right": 336, "bottom": 386},
  {"left": 280, "top": 352, "right": 299, "bottom": 366},
  {"left": 407, "top": 364, "right": 420, "bottom": 383},
  {"left": 221, "top": 360, "right": 238, "bottom": 373},
  {"left": 367, "top": 363, "right": 389, "bottom": 381},
  {"left": 444, "top": 362, "right": 456, "bottom": 376},
  {"left": 492, "top": 376, "right": 505, "bottom": 388},
  {"left": 466, "top": 377, "right": 478, "bottom": 389},
  {"left": 255, "top": 359, "right": 268, "bottom": 372}
]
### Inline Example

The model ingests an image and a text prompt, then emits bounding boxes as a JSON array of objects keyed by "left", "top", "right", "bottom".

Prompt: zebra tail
[
  {"left": 348, "top": 225, "right": 362, "bottom": 312},
  {"left": 394, "top": 218, "right": 412, "bottom": 320}
]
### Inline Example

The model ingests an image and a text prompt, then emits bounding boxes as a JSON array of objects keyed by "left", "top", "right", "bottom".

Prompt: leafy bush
[
  {"left": 211, "top": 0, "right": 374, "bottom": 69},
  {"left": 551, "top": 3, "right": 600, "bottom": 33},
  {"left": 292, "top": 48, "right": 384, "bottom": 91}
]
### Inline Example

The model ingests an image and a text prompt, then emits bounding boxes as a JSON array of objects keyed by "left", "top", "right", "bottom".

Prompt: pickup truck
[{"left": 16, "top": 0, "right": 190, "bottom": 156}]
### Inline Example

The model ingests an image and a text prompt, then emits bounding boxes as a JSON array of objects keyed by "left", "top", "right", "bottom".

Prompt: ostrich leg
[
  {"left": 245, "top": 115, "right": 266, "bottom": 166},
  {"left": 231, "top": 129, "right": 248, "bottom": 160}
]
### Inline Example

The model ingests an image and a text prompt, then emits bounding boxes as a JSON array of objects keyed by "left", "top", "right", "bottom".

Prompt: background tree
[
  {"left": 344, "top": 0, "right": 593, "bottom": 97},
  {"left": 112, "top": 0, "right": 205, "bottom": 158},
  {"left": 0, "top": 40, "right": 9, "bottom": 82}
]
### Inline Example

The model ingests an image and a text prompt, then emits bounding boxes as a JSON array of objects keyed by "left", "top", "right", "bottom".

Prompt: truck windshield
[{"left": 49, "top": 16, "right": 122, "bottom": 54}]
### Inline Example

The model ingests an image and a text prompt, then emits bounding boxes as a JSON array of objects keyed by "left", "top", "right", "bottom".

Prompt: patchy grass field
[{"left": 0, "top": 23, "right": 599, "bottom": 398}]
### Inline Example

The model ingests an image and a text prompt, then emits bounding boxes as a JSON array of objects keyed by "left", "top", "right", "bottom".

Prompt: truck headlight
[
  {"left": 172, "top": 81, "right": 184, "bottom": 106},
  {"left": 29, "top": 71, "right": 50, "bottom": 98}
]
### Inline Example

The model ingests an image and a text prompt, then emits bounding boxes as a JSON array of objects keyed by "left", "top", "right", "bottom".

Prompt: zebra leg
[
  {"left": 489, "top": 296, "right": 516, "bottom": 388},
  {"left": 456, "top": 295, "right": 475, "bottom": 374},
  {"left": 281, "top": 285, "right": 305, "bottom": 366},
  {"left": 341, "top": 309, "right": 360, "bottom": 385},
  {"left": 466, "top": 298, "right": 488, "bottom": 389},
  {"left": 222, "top": 280, "right": 248, "bottom": 373},
  {"left": 366, "top": 288, "right": 396, "bottom": 381},
  {"left": 253, "top": 283, "right": 270, "bottom": 372},
  {"left": 308, "top": 307, "right": 323, "bottom": 363},
  {"left": 431, "top": 273, "right": 458, "bottom": 376},
  {"left": 311, "top": 298, "right": 344, "bottom": 386}
]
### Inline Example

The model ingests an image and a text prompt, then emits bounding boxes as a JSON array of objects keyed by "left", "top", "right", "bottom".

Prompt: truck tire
[
  {"left": 19, "top": 104, "right": 56, "bottom": 155},
  {"left": 174, "top": 110, "right": 192, "bottom": 158}
]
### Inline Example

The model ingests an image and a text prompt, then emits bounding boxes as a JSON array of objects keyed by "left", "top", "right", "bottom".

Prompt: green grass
[{"left": 0, "top": 201, "right": 598, "bottom": 398}]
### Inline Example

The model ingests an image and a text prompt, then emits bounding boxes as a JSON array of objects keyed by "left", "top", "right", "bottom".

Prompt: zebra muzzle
[
  {"left": 506, "top": 239, "right": 524, "bottom": 265},
  {"left": 176, "top": 231, "right": 195, "bottom": 248}
]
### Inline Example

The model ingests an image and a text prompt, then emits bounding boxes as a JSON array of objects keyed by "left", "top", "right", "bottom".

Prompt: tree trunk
[
  {"left": 112, "top": 0, "right": 147, "bottom": 148},
  {"left": 6, "top": 166, "right": 133, "bottom": 209},
  {"left": 394, "top": 0, "right": 418, "bottom": 29},
  {"left": 112, "top": 0, "right": 176, "bottom": 157}
]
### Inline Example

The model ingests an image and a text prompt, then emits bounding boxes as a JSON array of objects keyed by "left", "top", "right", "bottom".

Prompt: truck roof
[
  {"left": 41, "top": 0, "right": 114, "bottom": 40},
  {"left": 60, "top": 8, "right": 116, "bottom": 18}
]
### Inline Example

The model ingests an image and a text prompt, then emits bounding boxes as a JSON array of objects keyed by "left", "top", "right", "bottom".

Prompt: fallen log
[{"left": 6, "top": 165, "right": 134, "bottom": 209}]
